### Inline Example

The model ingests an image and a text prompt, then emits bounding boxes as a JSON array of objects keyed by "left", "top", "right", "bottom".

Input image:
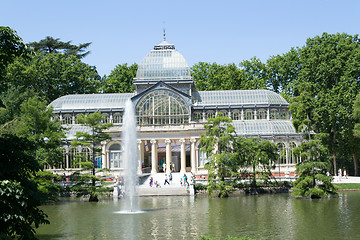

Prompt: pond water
[{"left": 37, "top": 192, "right": 360, "bottom": 240}]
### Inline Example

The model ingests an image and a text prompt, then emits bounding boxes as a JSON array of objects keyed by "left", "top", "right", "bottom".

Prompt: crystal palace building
[{"left": 49, "top": 37, "right": 302, "bottom": 177}]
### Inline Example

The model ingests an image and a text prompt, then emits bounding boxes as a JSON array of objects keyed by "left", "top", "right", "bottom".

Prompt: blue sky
[{"left": 2, "top": 0, "right": 359, "bottom": 77}]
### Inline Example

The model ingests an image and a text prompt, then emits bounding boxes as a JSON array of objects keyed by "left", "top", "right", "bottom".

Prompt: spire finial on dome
[{"left": 163, "top": 28, "right": 166, "bottom": 41}]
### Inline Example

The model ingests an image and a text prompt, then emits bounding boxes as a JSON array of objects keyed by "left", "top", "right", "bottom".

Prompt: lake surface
[{"left": 37, "top": 192, "right": 360, "bottom": 240}]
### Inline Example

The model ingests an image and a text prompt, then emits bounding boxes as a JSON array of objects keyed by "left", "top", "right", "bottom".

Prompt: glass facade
[{"left": 136, "top": 89, "right": 189, "bottom": 125}]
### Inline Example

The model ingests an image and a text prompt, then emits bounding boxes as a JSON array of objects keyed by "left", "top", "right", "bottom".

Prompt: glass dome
[{"left": 135, "top": 40, "right": 192, "bottom": 81}]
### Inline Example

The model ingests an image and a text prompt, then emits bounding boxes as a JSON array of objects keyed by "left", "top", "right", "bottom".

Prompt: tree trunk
[
  {"left": 353, "top": 153, "right": 359, "bottom": 176},
  {"left": 332, "top": 130, "right": 337, "bottom": 175},
  {"left": 332, "top": 152, "right": 337, "bottom": 176}
]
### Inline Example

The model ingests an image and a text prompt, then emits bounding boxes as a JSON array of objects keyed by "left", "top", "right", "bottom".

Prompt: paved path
[{"left": 332, "top": 176, "right": 360, "bottom": 183}]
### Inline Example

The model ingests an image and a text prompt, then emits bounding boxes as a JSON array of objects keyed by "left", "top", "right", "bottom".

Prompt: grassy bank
[{"left": 334, "top": 183, "right": 360, "bottom": 190}]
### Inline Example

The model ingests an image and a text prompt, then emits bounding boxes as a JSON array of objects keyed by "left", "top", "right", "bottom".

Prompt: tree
[
  {"left": 265, "top": 48, "right": 300, "bottom": 100},
  {"left": 238, "top": 57, "right": 267, "bottom": 90},
  {"left": 0, "top": 26, "right": 30, "bottom": 92},
  {"left": 191, "top": 60, "right": 266, "bottom": 91},
  {"left": 0, "top": 135, "right": 49, "bottom": 239},
  {"left": 71, "top": 112, "right": 112, "bottom": 201},
  {"left": 352, "top": 92, "right": 360, "bottom": 175},
  {"left": 1, "top": 95, "right": 65, "bottom": 202},
  {"left": 290, "top": 32, "right": 360, "bottom": 175},
  {"left": 29, "top": 36, "right": 91, "bottom": 59},
  {"left": 100, "top": 63, "right": 138, "bottom": 93},
  {"left": 292, "top": 161, "right": 337, "bottom": 198},
  {"left": 233, "top": 137, "right": 277, "bottom": 193},
  {"left": 3, "top": 52, "right": 101, "bottom": 102},
  {"left": 200, "top": 113, "right": 236, "bottom": 197},
  {"left": 291, "top": 138, "right": 337, "bottom": 198}
]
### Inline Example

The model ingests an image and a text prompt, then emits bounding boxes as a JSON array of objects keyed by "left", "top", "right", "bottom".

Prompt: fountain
[{"left": 114, "top": 100, "right": 142, "bottom": 214}]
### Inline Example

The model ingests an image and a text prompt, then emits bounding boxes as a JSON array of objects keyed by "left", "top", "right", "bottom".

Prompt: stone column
[
  {"left": 137, "top": 140, "right": 144, "bottom": 175},
  {"left": 165, "top": 139, "right": 172, "bottom": 174},
  {"left": 267, "top": 108, "right": 270, "bottom": 120},
  {"left": 150, "top": 139, "right": 158, "bottom": 174},
  {"left": 106, "top": 150, "right": 110, "bottom": 169},
  {"left": 190, "top": 138, "right": 197, "bottom": 173},
  {"left": 285, "top": 143, "right": 289, "bottom": 166},
  {"left": 65, "top": 148, "right": 70, "bottom": 169},
  {"left": 180, "top": 138, "right": 186, "bottom": 174}
]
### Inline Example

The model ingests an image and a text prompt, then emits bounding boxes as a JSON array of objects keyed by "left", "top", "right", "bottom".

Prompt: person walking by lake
[
  {"left": 183, "top": 174, "right": 188, "bottom": 186},
  {"left": 164, "top": 174, "right": 170, "bottom": 185},
  {"left": 338, "top": 168, "right": 342, "bottom": 181},
  {"left": 163, "top": 163, "right": 166, "bottom": 173},
  {"left": 169, "top": 172, "right": 172, "bottom": 183},
  {"left": 344, "top": 169, "right": 348, "bottom": 179},
  {"left": 149, "top": 177, "right": 153, "bottom": 187}
]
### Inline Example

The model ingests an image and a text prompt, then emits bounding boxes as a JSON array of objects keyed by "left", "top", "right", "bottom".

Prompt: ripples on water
[{"left": 37, "top": 192, "right": 360, "bottom": 240}]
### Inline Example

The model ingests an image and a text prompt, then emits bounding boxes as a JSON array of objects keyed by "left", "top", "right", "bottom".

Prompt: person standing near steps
[{"left": 164, "top": 174, "right": 170, "bottom": 185}]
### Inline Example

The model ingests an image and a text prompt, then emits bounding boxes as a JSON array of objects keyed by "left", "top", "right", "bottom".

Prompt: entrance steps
[
  {"left": 139, "top": 172, "right": 190, "bottom": 188},
  {"left": 137, "top": 172, "right": 191, "bottom": 196}
]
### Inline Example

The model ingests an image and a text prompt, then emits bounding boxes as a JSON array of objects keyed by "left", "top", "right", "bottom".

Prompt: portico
[{"left": 133, "top": 137, "right": 199, "bottom": 175}]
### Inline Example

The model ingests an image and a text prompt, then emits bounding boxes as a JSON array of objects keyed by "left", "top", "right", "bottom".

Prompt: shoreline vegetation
[{"left": 334, "top": 183, "right": 360, "bottom": 190}]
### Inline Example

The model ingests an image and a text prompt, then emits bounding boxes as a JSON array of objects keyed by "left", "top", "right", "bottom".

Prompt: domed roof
[{"left": 135, "top": 39, "right": 192, "bottom": 82}]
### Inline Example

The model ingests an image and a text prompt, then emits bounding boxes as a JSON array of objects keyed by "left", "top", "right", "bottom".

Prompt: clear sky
[{"left": 2, "top": 0, "right": 359, "bottom": 77}]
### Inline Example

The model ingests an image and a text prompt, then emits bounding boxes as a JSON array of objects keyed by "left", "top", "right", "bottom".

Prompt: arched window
[
  {"left": 193, "top": 111, "right": 203, "bottom": 122},
  {"left": 113, "top": 113, "right": 122, "bottom": 124},
  {"left": 277, "top": 143, "right": 286, "bottom": 164},
  {"left": 101, "top": 113, "right": 110, "bottom": 123},
  {"left": 244, "top": 109, "right": 254, "bottom": 120},
  {"left": 62, "top": 114, "right": 72, "bottom": 125},
  {"left": 257, "top": 109, "right": 267, "bottom": 120},
  {"left": 289, "top": 142, "right": 297, "bottom": 164},
  {"left": 109, "top": 143, "right": 122, "bottom": 168},
  {"left": 232, "top": 110, "right": 241, "bottom": 120},
  {"left": 206, "top": 110, "right": 216, "bottom": 119},
  {"left": 218, "top": 110, "right": 228, "bottom": 117},
  {"left": 270, "top": 109, "right": 279, "bottom": 120},
  {"left": 136, "top": 90, "right": 189, "bottom": 125}
]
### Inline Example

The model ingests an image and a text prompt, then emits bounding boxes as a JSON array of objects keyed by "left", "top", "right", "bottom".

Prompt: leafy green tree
[
  {"left": 292, "top": 138, "right": 337, "bottom": 198},
  {"left": 292, "top": 160, "right": 337, "bottom": 198},
  {"left": 191, "top": 62, "right": 231, "bottom": 91},
  {"left": 265, "top": 48, "right": 300, "bottom": 100},
  {"left": 1, "top": 95, "right": 65, "bottom": 203},
  {"left": 238, "top": 57, "right": 267, "bottom": 90},
  {"left": 4, "top": 52, "right": 101, "bottom": 102},
  {"left": 191, "top": 60, "right": 266, "bottom": 91},
  {"left": 290, "top": 32, "right": 360, "bottom": 175},
  {"left": 352, "top": 92, "right": 360, "bottom": 175},
  {"left": 0, "top": 26, "right": 30, "bottom": 92},
  {"left": 289, "top": 81, "right": 317, "bottom": 141},
  {"left": 0, "top": 135, "right": 49, "bottom": 239},
  {"left": 29, "top": 36, "right": 91, "bottom": 59},
  {"left": 71, "top": 112, "right": 112, "bottom": 201},
  {"left": 200, "top": 113, "right": 236, "bottom": 197},
  {"left": 101, "top": 63, "right": 138, "bottom": 93},
  {"left": 234, "top": 137, "right": 277, "bottom": 192},
  {"left": 0, "top": 87, "right": 36, "bottom": 125}
]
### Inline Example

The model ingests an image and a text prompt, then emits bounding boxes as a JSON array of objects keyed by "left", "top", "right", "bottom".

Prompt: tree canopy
[
  {"left": 29, "top": 36, "right": 91, "bottom": 59},
  {"left": 100, "top": 63, "right": 137, "bottom": 93},
  {"left": 3, "top": 52, "right": 101, "bottom": 102}
]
